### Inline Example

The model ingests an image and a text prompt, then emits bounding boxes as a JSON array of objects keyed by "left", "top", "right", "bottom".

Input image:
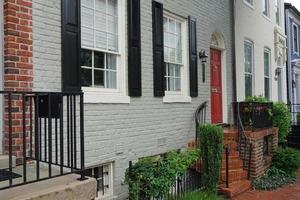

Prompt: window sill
[
  {"left": 83, "top": 90, "right": 130, "bottom": 104},
  {"left": 163, "top": 95, "right": 192, "bottom": 103},
  {"left": 262, "top": 14, "right": 271, "bottom": 22}
]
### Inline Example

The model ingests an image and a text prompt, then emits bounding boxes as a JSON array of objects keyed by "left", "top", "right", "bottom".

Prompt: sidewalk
[{"left": 233, "top": 176, "right": 300, "bottom": 200}]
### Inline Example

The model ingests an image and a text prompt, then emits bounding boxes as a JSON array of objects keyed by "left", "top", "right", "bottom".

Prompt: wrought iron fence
[
  {"left": 128, "top": 160, "right": 202, "bottom": 200},
  {"left": 0, "top": 91, "right": 85, "bottom": 190},
  {"left": 233, "top": 102, "right": 273, "bottom": 131}
]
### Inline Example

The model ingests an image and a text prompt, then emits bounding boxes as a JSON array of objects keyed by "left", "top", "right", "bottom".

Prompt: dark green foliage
[
  {"left": 272, "top": 102, "right": 292, "bottom": 143},
  {"left": 253, "top": 167, "right": 296, "bottom": 190},
  {"left": 125, "top": 150, "right": 199, "bottom": 200},
  {"left": 198, "top": 124, "right": 223, "bottom": 193},
  {"left": 271, "top": 147, "right": 300, "bottom": 176},
  {"left": 173, "top": 191, "right": 225, "bottom": 200}
]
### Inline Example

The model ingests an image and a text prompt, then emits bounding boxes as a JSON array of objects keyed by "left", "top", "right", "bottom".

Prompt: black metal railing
[
  {"left": 195, "top": 101, "right": 208, "bottom": 141},
  {"left": 233, "top": 102, "right": 273, "bottom": 131},
  {"left": 0, "top": 91, "right": 85, "bottom": 190},
  {"left": 235, "top": 102, "right": 253, "bottom": 181}
]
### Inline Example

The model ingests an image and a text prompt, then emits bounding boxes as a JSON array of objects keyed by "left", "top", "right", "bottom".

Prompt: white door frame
[{"left": 0, "top": 0, "right": 4, "bottom": 154}]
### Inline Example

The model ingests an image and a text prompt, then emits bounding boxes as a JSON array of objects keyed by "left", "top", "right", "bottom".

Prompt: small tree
[{"left": 273, "top": 102, "right": 292, "bottom": 143}]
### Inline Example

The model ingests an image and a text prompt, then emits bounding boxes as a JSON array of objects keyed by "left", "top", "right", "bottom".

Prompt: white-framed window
[
  {"left": 163, "top": 12, "right": 191, "bottom": 103},
  {"left": 275, "top": 0, "right": 280, "bottom": 25},
  {"left": 293, "top": 23, "right": 299, "bottom": 54},
  {"left": 80, "top": 0, "right": 129, "bottom": 104},
  {"left": 264, "top": 48, "right": 271, "bottom": 100},
  {"left": 84, "top": 163, "right": 114, "bottom": 199},
  {"left": 244, "top": 40, "right": 254, "bottom": 98},
  {"left": 262, "top": 0, "right": 270, "bottom": 17}
]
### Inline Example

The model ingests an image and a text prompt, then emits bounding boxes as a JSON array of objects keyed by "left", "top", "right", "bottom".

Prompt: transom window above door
[{"left": 163, "top": 15, "right": 183, "bottom": 92}]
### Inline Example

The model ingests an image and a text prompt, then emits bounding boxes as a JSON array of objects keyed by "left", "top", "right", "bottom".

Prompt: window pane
[
  {"left": 107, "top": 54, "right": 117, "bottom": 70},
  {"left": 82, "top": 0, "right": 93, "bottom": 8},
  {"left": 175, "top": 78, "right": 181, "bottom": 91},
  {"left": 82, "top": 27, "right": 94, "bottom": 48},
  {"left": 94, "top": 69, "right": 104, "bottom": 87},
  {"left": 265, "top": 77, "right": 270, "bottom": 100},
  {"left": 95, "top": 0, "right": 106, "bottom": 13},
  {"left": 107, "top": 33, "right": 118, "bottom": 51},
  {"left": 94, "top": 11, "right": 106, "bottom": 31},
  {"left": 174, "top": 65, "right": 181, "bottom": 78},
  {"left": 81, "top": 68, "right": 92, "bottom": 87},
  {"left": 82, "top": 7, "right": 94, "bottom": 28},
  {"left": 244, "top": 42, "right": 252, "bottom": 73},
  {"left": 169, "top": 34, "right": 176, "bottom": 48},
  {"left": 107, "top": 0, "right": 118, "bottom": 16},
  {"left": 164, "top": 47, "right": 169, "bottom": 62},
  {"left": 168, "top": 63, "right": 175, "bottom": 77},
  {"left": 107, "top": 15, "right": 118, "bottom": 34},
  {"left": 95, "top": 31, "right": 107, "bottom": 49},
  {"left": 81, "top": 49, "right": 92, "bottom": 67},
  {"left": 168, "top": 77, "right": 175, "bottom": 91},
  {"left": 176, "top": 22, "right": 181, "bottom": 35},
  {"left": 169, "top": 19, "right": 176, "bottom": 33},
  {"left": 94, "top": 51, "right": 104, "bottom": 69},
  {"left": 106, "top": 71, "right": 117, "bottom": 88},
  {"left": 163, "top": 17, "right": 168, "bottom": 31},
  {"left": 264, "top": 51, "right": 270, "bottom": 76},
  {"left": 245, "top": 74, "right": 252, "bottom": 98},
  {"left": 169, "top": 48, "right": 176, "bottom": 63},
  {"left": 164, "top": 32, "right": 170, "bottom": 47}
]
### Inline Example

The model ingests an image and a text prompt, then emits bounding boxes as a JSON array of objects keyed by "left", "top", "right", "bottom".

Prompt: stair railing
[
  {"left": 236, "top": 102, "right": 253, "bottom": 180},
  {"left": 195, "top": 101, "right": 208, "bottom": 141}
]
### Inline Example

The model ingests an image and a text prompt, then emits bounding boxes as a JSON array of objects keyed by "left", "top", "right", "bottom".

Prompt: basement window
[{"left": 84, "top": 163, "right": 114, "bottom": 199}]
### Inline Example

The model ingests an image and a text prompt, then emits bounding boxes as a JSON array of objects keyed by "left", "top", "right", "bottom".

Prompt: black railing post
[
  {"left": 8, "top": 93, "right": 13, "bottom": 186},
  {"left": 225, "top": 146, "right": 229, "bottom": 188},
  {"left": 35, "top": 93, "right": 40, "bottom": 180},
  {"left": 59, "top": 93, "right": 64, "bottom": 175},
  {"left": 78, "top": 93, "right": 86, "bottom": 181},
  {"left": 248, "top": 143, "right": 253, "bottom": 180},
  {"left": 48, "top": 93, "right": 52, "bottom": 178},
  {"left": 22, "top": 93, "right": 27, "bottom": 183}
]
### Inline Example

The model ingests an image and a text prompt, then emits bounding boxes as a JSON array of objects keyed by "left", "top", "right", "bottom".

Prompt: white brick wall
[{"left": 32, "top": 0, "right": 233, "bottom": 199}]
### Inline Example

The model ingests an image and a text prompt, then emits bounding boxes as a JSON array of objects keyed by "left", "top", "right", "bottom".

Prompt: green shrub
[
  {"left": 198, "top": 124, "right": 223, "bottom": 193},
  {"left": 273, "top": 102, "right": 292, "bottom": 143},
  {"left": 245, "top": 95, "right": 268, "bottom": 102},
  {"left": 173, "top": 191, "right": 225, "bottom": 200},
  {"left": 271, "top": 147, "right": 300, "bottom": 176},
  {"left": 125, "top": 149, "right": 199, "bottom": 200},
  {"left": 253, "top": 167, "right": 295, "bottom": 190}
]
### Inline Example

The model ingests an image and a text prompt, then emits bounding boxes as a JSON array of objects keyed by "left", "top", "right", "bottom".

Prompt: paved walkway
[{"left": 233, "top": 176, "right": 300, "bottom": 200}]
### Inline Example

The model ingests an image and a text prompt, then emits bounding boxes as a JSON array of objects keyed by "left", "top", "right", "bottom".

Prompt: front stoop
[
  {"left": 218, "top": 128, "right": 252, "bottom": 198},
  {"left": 0, "top": 174, "right": 97, "bottom": 200}
]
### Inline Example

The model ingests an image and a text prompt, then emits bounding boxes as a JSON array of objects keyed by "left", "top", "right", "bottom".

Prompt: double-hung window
[
  {"left": 262, "top": 0, "right": 270, "bottom": 17},
  {"left": 244, "top": 40, "right": 253, "bottom": 98},
  {"left": 275, "top": 0, "right": 280, "bottom": 25},
  {"left": 163, "top": 13, "right": 190, "bottom": 103},
  {"left": 81, "top": 0, "right": 128, "bottom": 103},
  {"left": 293, "top": 23, "right": 299, "bottom": 54},
  {"left": 264, "top": 48, "right": 271, "bottom": 100}
]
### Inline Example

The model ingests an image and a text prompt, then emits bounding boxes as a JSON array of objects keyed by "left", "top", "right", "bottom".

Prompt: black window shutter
[
  {"left": 62, "top": 0, "right": 81, "bottom": 92},
  {"left": 188, "top": 16, "right": 198, "bottom": 97},
  {"left": 128, "top": 0, "right": 142, "bottom": 97},
  {"left": 152, "top": 1, "right": 165, "bottom": 97}
]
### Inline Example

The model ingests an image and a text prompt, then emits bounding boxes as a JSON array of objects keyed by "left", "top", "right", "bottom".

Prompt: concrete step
[
  {"left": 0, "top": 155, "right": 16, "bottom": 170},
  {"left": 218, "top": 180, "right": 251, "bottom": 198}
]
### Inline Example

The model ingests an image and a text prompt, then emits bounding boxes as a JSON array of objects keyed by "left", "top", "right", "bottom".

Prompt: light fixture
[{"left": 199, "top": 50, "right": 208, "bottom": 82}]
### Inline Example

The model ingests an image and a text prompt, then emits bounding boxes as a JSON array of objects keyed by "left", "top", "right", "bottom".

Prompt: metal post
[
  {"left": 22, "top": 93, "right": 27, "bottom": 183},
  {"left": 48, "top": 93, "right": 52, "bottom": 177},
  {"left": 248, "top": 143, "right": 253, "bottom": 180},
  {"left": 78, "top": 93, "right": 86, "bottom": 180},
  {"left": 226, "top": 147, "right": 229, "bottom": 188},
  {"left": 59, "top": 94, "right": 64, "bottom": 175},
  {"left": 8, "top": 93, "right": 13, "bottom": 186},
  {"left": 35, "top": 94, "right": 40, "bottom": 180}
]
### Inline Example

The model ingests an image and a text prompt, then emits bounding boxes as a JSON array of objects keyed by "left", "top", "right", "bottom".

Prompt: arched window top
[{"left": 210, "top": 32, "right": 225, "bottom": 49}]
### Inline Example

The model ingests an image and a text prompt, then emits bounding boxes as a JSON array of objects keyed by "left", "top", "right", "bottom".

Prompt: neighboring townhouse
[
  {"left": 0, "top": 0, "right": 235, "bottom": 199},
  {"left": 285, "top": 3, "right": 300, "bottom": 122},
  {"left": 234, "top": 0, "right": 287, "bottom": 102}
]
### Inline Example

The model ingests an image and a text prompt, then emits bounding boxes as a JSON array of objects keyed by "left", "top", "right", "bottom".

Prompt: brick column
[{"left": 3, "top": 0, "right": 33, "bottom": 163}]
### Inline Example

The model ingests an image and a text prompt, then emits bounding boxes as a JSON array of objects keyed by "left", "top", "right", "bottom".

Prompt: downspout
[
  {"left": 232, "top": 0, "right": 237, "bottom": 102},
  {"left": 285, "top": 8, "right": 291, "bottom": 104}
]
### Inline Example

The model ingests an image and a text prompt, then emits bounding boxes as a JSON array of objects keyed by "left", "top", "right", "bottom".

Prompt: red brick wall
[{"left": 3, "top": 0, "right": 32, "bottom": 163}]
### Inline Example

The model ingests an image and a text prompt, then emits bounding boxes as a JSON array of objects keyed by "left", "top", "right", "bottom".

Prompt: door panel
[{"left": 210, "top": 49, "right": 223, "bottom": 124}]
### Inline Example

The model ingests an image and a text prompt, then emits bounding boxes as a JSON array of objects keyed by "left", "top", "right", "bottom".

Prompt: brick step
[
  {"left": 218, "top": 180, "right": 251, "bottom": 198},
  {"left": 220, "top": 169, "right": 248, "bottom": 183},
  {"left": 222, "top": 150, "right": 240, "bottom": 159},
  {"left": 221, "top": 159, "right": 244, "bottom": 170},
  {"left": 223, "top": 141, "right": 238, "bottom": 150}
]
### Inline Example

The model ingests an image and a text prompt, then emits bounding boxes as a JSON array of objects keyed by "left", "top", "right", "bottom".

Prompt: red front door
[{"left": 210, "top": 48, "right": 223, "bottom": 124}]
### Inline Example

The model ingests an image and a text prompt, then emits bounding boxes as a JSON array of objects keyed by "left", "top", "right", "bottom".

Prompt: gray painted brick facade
[{"left": 32, "top": 0, "right": 233, "bottom": 199}]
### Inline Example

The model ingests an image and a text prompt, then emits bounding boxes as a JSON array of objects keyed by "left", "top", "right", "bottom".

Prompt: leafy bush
[
  {"left": 271, "top": 147, "right": 300, "bottom": 176},
  {"left": 198, "top": 124, "right": 223, "bottom": 193},
  {"left": 125, "top": 150, "right": 199, "bottom": 200},
  {"left": 273, "top": 102, "right": 291, "bottom": 143},
  {"left": 253, "top": 167, "right": 295, "bottom": 190},
  {"left": 245, "top": 95, "right": 268, "bottom": 102},
  {"left": 174, "top": 191, "right": 225, "bottom": 200}
]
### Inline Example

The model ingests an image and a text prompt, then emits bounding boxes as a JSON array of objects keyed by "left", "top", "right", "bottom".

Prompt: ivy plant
[
  {"left": 198, "top": 124, "right": 223, "bottom": 193},
  {"left": 272, "top": 102, "right": 292, "bottom": 143},
  {"left": 125, "top": 149, "right": 199, "bottom": 200}
]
